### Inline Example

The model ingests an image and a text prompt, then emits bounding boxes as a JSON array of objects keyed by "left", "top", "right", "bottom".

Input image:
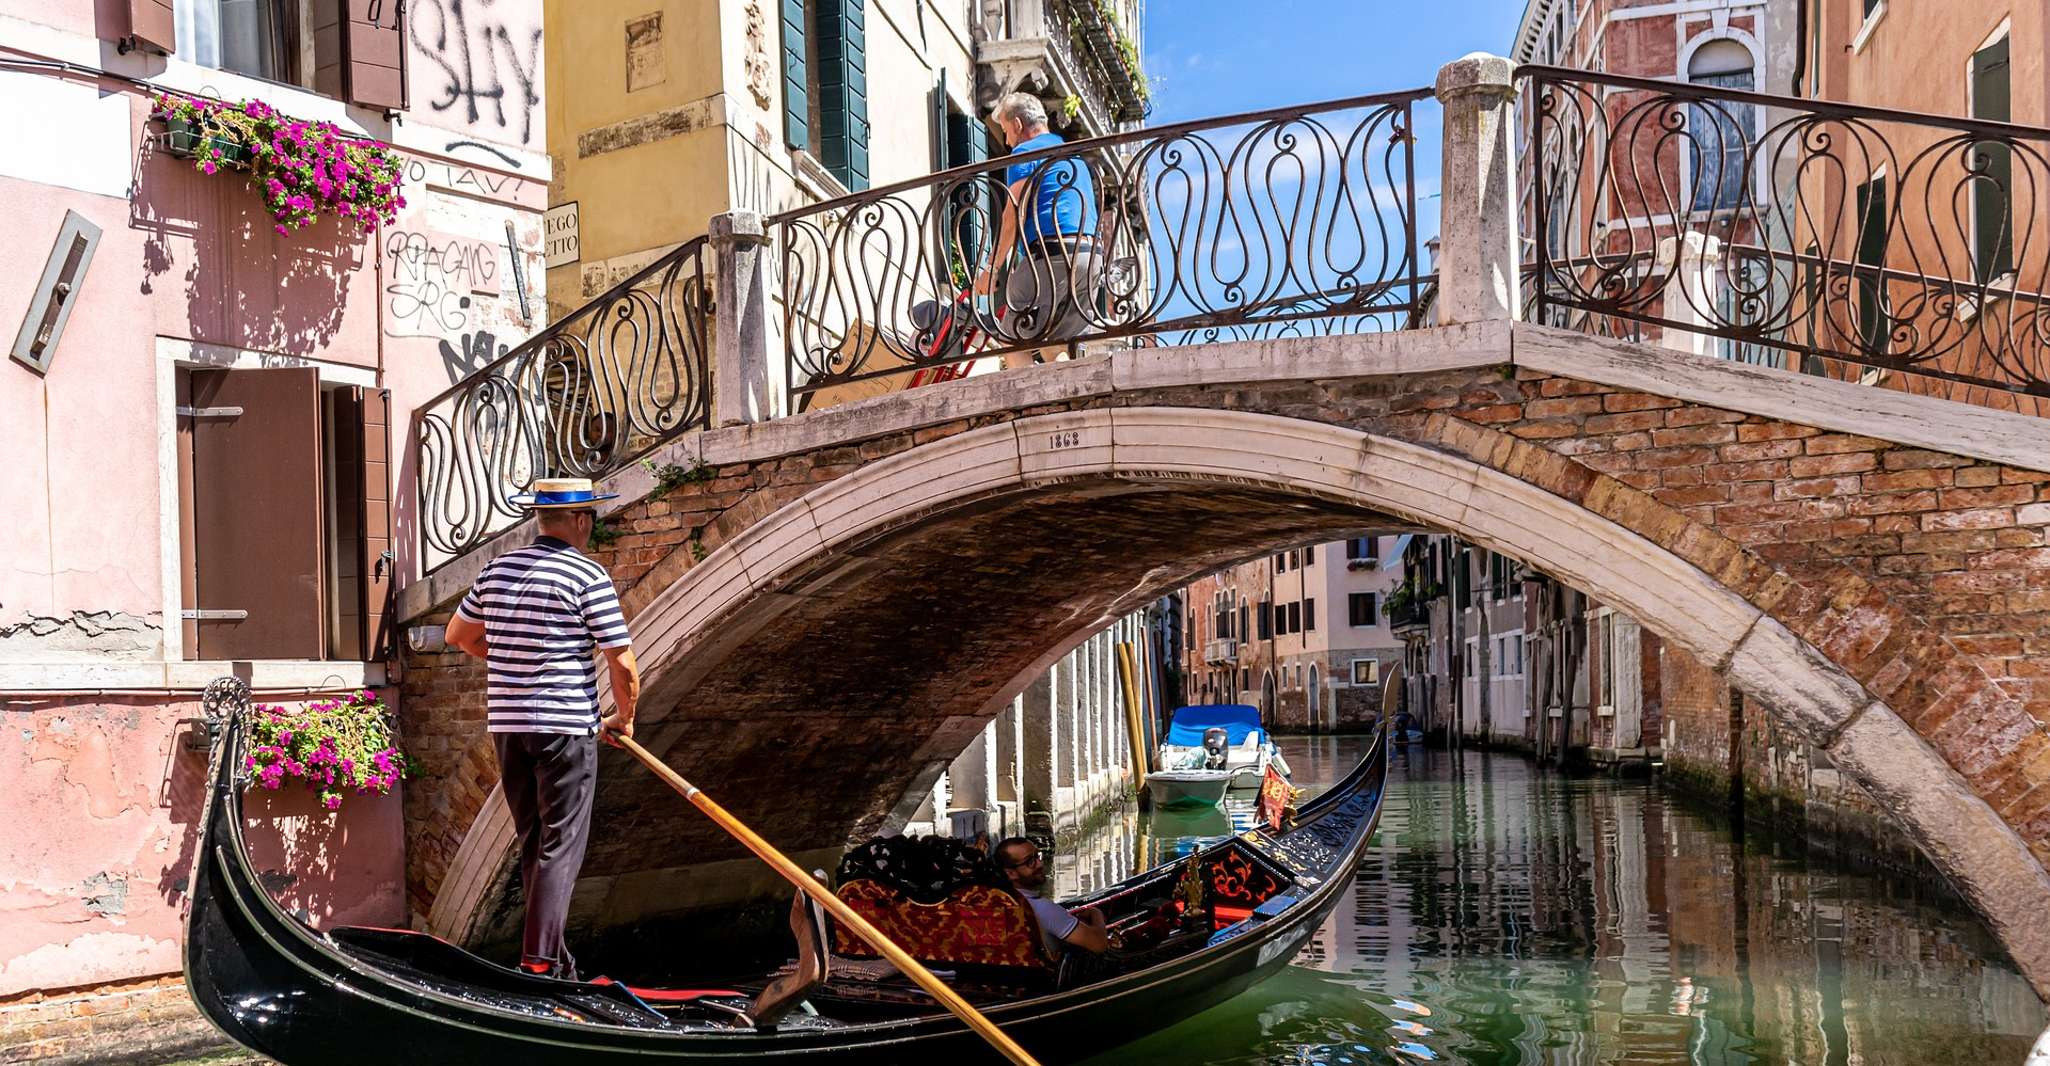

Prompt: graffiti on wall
[
  {"left": 409, "top": 0, "right": 544, "bottom": 146},
  {"left": 383, "top": 229, "right": 503, "bottom": 340}
]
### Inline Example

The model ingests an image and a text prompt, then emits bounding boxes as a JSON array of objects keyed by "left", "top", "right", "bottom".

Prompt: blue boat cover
[{"left": 1166, "top": 704, "right": 1263, "bottom": 747}]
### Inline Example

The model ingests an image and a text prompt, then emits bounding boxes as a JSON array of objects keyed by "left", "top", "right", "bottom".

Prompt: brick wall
[
  {"left": 1661, "top": 640, "right": 1918, "bottom": 869},
  {"left": 396, "top": 359, "right": 2050, "bottom": 955},
  {"left": 0, "top": 978, "right": 259, "bottom": 1066}
]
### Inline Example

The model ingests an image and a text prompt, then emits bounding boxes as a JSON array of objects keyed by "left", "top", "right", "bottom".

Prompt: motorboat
[
  {"left": 183, "top": 689, "right": 1389, "bottom": 1065},
  {"left": 1155, "top": 704, "right": 1292, "bottom": 795},
  {"left": 1141, "top": 767, "right": 1235, "bottom": 809}
]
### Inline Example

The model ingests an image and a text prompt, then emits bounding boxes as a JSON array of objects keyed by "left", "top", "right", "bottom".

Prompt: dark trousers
[{"left": 492, "top": 730, "right": 597, "bottom": 975}]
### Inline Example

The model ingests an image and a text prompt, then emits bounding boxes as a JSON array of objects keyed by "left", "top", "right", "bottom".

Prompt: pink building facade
[{"left": 0, "top": 0, "right": 547, "bottom": 1056}]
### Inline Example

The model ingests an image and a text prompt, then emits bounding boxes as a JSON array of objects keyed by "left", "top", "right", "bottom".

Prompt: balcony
[
  {"left": 1203, "top": 638, "right": 1239, "bottom": 665},
  {"left": 977, "top": 0, "right": 1147, "bottom": 137}
]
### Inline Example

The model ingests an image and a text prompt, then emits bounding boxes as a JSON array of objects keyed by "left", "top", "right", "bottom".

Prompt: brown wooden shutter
[
  {"left": 190, "top": 368, "right": 326, "bottom": 660},
  {"left": 127, "top": 0, "right": 176, "bottom": 54},
  {"left": 358, "top": 387, "right": 395, "bottom": 661},
  {"left": 343, "top": 0, "right": 406, "bottom": 111}
]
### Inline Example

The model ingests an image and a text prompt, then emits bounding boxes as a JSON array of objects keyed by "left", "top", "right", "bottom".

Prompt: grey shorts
[{"left": 1002, "top": 244, "right": 1104, "bottom": 347}]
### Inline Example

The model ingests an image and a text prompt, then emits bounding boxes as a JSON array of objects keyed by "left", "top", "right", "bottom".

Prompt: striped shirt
[{"left": 453, "top": 536, "right": 633, "bottom": 735}]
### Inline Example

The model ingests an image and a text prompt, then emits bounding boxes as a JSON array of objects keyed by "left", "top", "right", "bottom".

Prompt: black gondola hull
[{"left": 184, "top": 724, "right": 1387, "bottom": 1064}]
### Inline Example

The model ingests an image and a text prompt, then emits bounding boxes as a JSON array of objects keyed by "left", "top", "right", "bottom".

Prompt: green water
[{"left": 1066, "top": 736, "right": 2046, "bottom": 1065}]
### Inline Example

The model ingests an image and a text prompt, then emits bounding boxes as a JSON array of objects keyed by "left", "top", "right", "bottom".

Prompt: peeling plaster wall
[
  {"left": 0, "top": 609, "right": 163, "bottom": 660},
  {"left": 0, "top": 696, "right": 404, "bottom": 998}
]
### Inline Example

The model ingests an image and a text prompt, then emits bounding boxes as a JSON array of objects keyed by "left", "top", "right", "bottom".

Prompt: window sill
[
  {"left": 1851, "top": 1, "right": 1886, "bottom": 56},
  {"left": 790, "top": 148, "right": 851, "bottom": 203},
  {"left": 0, "top": 658, "right": 386, "bottom": 693}
]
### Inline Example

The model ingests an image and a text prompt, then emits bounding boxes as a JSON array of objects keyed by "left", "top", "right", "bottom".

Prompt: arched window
[{"left": 1687, "top": 39, "right": 1756, "bottom": 213}]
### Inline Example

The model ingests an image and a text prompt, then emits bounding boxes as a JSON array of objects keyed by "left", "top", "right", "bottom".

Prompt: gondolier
[{"left": 444, "top": 477, "right": 640, "bottom": 980}]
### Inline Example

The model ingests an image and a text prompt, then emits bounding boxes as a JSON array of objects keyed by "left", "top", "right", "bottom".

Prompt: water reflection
[{"left": 1076, "top": 737, "right": 2046, "bottom": 1065}]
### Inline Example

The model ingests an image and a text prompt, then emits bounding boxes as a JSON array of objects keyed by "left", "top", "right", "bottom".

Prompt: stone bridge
[
  {"left": 399, "top": 319, "right": 2050, "bottom": 996},
  {"left": 393, "top": 56, "right": 2050, "bottom": 997}
]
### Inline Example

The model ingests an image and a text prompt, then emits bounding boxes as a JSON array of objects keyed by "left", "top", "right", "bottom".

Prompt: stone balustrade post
[
  {"left": 1657, "top": 231, "right": 1725, "bottom": 358},
  {"left": 1435, "top": 53, "right": 1523, "bottom": 326},
  {"left": 710, "top": 211, "right": 784, "bottom": 427}
]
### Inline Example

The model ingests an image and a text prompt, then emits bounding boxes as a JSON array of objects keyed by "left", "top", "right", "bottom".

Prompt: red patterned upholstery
[
  {"left": 832, "top": 879, "right": 1053, "bottom": 972},
  {"left": 1208, "top": 848, "right": 1285, "bottom": 916}
]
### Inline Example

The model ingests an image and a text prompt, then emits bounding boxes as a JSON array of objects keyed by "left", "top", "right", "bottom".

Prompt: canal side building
[
  {"left": 542, "top": 0, "right": 1149, "bottom": 400},
  {"left": 1179, "top": 539, "right": 1410, "bottom": 733},
  {"left": 0, "top": 0, "right": 550, "bottom": 1057}
]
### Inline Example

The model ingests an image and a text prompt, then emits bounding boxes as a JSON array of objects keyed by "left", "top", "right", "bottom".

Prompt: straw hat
[{"left": 508, "top": 477, "right": 621, "bottom": 510}]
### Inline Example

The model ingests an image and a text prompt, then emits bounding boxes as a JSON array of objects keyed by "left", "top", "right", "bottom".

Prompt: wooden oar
[{"left": 615, "top": 735, "right": 1043, "bottom": 1066}]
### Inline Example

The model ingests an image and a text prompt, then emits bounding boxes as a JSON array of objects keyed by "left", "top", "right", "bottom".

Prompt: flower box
[
  {"left": 150, "top": 91, "right": 405, "bottom": 236},
  {"left": 159, "top": 115, "right": 253, "bottom": 167}
]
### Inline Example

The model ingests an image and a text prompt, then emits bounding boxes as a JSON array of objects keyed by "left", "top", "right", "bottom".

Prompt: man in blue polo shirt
[{"left": 972, "top": 92, "right": 1104, "bottom": 370}]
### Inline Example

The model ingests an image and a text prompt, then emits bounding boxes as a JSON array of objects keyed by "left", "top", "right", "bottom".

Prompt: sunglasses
[{"left": 1002, "top": 852, "right": 1043, "bottom": 870}]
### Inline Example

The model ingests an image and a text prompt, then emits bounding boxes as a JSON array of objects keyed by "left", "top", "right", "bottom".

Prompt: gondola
[{"left": 184, "top": 701, "right": 1388, "bottom": 1065}]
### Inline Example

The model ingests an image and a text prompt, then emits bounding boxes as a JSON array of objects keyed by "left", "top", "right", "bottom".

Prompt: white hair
[{"left": 993, "top": 92, "right": 1049, "bottom": 131}]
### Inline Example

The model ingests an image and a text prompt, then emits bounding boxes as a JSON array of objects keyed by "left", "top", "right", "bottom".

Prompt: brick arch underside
[{"left": 434, "top": 407, "right": 2050, "bottom": 998}]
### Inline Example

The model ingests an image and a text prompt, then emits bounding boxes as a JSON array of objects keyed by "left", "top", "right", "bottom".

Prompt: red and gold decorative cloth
[
  {"left": 1208, "top": 848, "right": 1285, "bottom": 913},
  {"left": 831, "top": 879, "right": 1053, "bottom": 972}
]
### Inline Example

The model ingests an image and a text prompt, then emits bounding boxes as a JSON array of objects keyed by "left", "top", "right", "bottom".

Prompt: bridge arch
[{"left": 424, "top": 402, "right": 2050, "bottom": 993}]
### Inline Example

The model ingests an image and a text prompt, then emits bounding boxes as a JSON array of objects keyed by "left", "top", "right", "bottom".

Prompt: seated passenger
[{"left": 992, "top": 837, "right": 1108, "bottom": 959}]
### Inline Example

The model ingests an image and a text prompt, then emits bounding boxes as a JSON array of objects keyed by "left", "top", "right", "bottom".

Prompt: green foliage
[
  {"left": 589, "top": 516, "right": 623, "bottom": 550},
  {"left": 245, "top": 690, "right": 411, "bottom": 810},
  {"left": 642, "top": 457, "right": 716, "bottom": 495}
]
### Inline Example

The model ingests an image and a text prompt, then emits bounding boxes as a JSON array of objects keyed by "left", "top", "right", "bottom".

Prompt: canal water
[{"left": 1066, "top": 735, "right": 2046, "bottom": 1065}]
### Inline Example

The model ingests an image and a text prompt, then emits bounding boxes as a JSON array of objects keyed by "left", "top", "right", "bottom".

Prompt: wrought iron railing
[
  {"left": 772, "top": 88, "right": 1430, "bottom": 404},
  {"left": 414, "top": 238, "right": 712, "bottom": 566},
  {"left": 1522, "top": 65, "right": 2050, "bottom": 398}
]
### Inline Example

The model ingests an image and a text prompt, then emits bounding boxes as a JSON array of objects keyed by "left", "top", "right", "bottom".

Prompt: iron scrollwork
[
  {"left": 772, "top": 89, "right": 1431, "bottom": 403},
  {"left": 415, "top": 238, "right": 713, "bottom": 567},
  {"left": 1522, "top": 65, "right": 2050, "bottom": 404}
]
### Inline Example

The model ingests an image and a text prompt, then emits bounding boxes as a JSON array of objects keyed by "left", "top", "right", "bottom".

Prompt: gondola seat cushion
[{"left": 831, "top": 879, "right": 1053, "bottom": 972}]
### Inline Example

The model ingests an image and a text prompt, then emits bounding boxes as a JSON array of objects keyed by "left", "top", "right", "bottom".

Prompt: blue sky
[
  {"left": 1131, "top": 0, "right": 1531, "bottom": 297},
  {"left": 1142, "top": 0, "right": 1533, "bottom": 124}
]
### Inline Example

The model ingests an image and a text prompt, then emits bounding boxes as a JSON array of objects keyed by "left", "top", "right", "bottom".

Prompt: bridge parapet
[
  {"left": 405, "top": 55, "right": 2050, "bottom": 581},
  {"left": 1522, "top": 65, "right": 2050, "bottom": 408}
]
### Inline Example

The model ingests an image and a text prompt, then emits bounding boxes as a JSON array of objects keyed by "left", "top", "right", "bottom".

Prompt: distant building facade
[{"left": 1179, "top": 538, "right": 1408, "bottom": 733}]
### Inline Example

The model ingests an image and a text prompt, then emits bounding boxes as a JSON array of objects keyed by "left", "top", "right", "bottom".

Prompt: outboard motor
[{"left": 1201, "top": 726, "right": 1230, "bottom": 770}]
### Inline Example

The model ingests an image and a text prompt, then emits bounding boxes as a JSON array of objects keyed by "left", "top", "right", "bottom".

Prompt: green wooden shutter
[
  {"left": 946, "top": 107, "right": 990, "bottom": 269},
  {"left": 816, "top": 0, "right": 869, "bottom": 190},
  {"left": 1972, "top": 37, "right": 2013, "bottom": 282},
  {"left": 780, "top": 0, "right": 808, "bottom": 150}
]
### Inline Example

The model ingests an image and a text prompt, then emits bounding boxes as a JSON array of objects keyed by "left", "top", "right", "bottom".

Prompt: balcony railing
[
  {"left": 1203, "top": 638, "right": 1239, "bottom": 665},
  {"left": 413, "top": 238, "right": 712, "bottom": 567},
  {"left": 772, "top": 87, "right": 1430, "bottom": 404},
  {"left": 1521, "top": 65, "right": 2050, "bottom": 399}
]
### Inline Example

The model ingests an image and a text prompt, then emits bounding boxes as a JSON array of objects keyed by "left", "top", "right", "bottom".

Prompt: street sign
[{"left": 544, "top": 202, "right": 581, "bottom": 269}]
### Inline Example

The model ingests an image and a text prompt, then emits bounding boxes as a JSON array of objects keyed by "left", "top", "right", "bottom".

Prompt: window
[
  {"left": 938, "top": 74, "right": 991, "bottom": 274},
  {"left": 1287, "top": 601, "right": 1302, "bottom": 634},
  {"left": 1686, "top": 40, "right": 1756, "bottom": 213},
  {"left": 1345, "top": 537, "right": 1378, "bottom": 561},
  {"left": 1303, "top": 545, "right": 1317, "bottom": 567},
  {"left": 1351, "top": 659, "right": 1380, "bottom": 685},
  {"left": 1241, "top": 667, "right": 1250, "bottom": 689},
  {"left": 179, "top": 368, "right": 391, "bottom": 661},
  {"left": 1348, "top": 592, "right": 1377, "bottom": 628},
  {"left": 1971, "top": 35, "right": 2014, "bottom": 282},
  {"left": 1276, "top": 551, "right": 1289, "bottom": 573},
  {"left": 1304, "top": 598, "right": 1317, "bottom": 632},
  {"left": 1239, "top": 604, "right": 1249, "bottom": 643},
  {"left": 784, "top": 0, "right": 871, "bottom": 190},
  {"left": 1855, "top": 173, "right": 1890, "bottom": 352},
  {"left": 1258, "top": 601, "right": 1273, "bottom": 640}
]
